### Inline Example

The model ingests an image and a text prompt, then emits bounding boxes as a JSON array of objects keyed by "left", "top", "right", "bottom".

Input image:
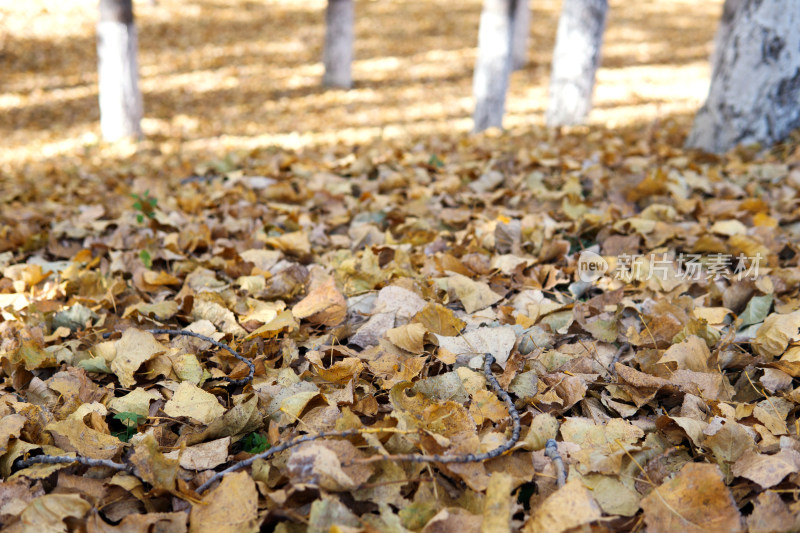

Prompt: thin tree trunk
[
  {"left": 512, "top": 0, "right": 531, "bottom": 70},
  {"left": 473, "top": 0, "right": 518, "bottom": 132},
  {"left": 686, "top": 0, "right": 800, "bottom": 153},
  {"left": 97, "top": 0, "right": 142, "bottom": 141},
  {"left": 323, "top": 0, "right": 354, "bottom": 89},
  {"left": 545, "top": 0, "right": 608, "bottom": 127}
]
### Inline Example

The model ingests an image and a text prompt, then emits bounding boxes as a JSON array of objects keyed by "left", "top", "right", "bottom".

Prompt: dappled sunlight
[{"left": 1, "top": 0, "right": 722, "bottom": 167}]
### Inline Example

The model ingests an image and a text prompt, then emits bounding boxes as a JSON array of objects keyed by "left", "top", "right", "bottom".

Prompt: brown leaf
[
  {"left": 523, "top": 479, "right": 602, "bottom": 533},
  {"left": 614, "top": 363, "right": 672, "bottom": 407},
  {"left": 291, "top": 276, "right": 346, "bottom": 326},
  {"left": 444, "top": 274, "right": 503, "bottom": 314},
  {"left": 754, "top": 311, "right": 800, "bottom": 358},
  {"left": 130, "top": 435, "right": 179, "bottom": 493},
  {"left": 111, "top": 329, "right": 167, "bottom": 388},
  {"left": 19, "top": 493, "right": 91, "bottom": 533},
  {"left": 641, "top": 462, "right": 743, "bottom": 533},
  {"left": 731, "top": 448, "right": 800, "bottom": 489},
  {"left": 86, "top": 511, "right": 187, "bottom": 533},
  {"left": 746, "top": 491, "right": 800, "bottom": 533},
  {"left": 657, "top": 335, "right": 711, "bottom": 372},
  {"left": 387, "top": 322, "right": 428, "bottom": 353},
  {"left": 189, "top": 471, "right": 258, "bottom": 533}
]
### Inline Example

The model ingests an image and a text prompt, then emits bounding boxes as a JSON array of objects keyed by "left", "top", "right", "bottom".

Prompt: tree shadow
[{"left": 0, "top": 0, "right": 722, "bottom": 162}]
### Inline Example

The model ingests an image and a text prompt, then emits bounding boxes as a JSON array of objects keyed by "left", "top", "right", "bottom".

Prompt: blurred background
[{"left": 1, "top": 0, "right": 721, "bottom": 166}]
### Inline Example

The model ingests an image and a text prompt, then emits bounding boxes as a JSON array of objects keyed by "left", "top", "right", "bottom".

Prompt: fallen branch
[{"left": 13, "top": 454, "right": 135, "bottom": 474}]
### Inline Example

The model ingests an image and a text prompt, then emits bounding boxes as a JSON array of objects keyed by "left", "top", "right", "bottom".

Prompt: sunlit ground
[{"left": 0, "top": 0, "right": 722, "bottom": 167}]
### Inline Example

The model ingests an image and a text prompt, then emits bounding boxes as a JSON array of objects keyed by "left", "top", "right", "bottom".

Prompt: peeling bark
[
  {"left": 323, "top": 0, "right": 354, "bottom": 89},
  {"left": 687, "top": 0, "right": 800, "bottom": 153},
  {"left": 545, "top": 0, "right": 608, "bottom": 127},
  {"left": 97, "top": 0, "right": 143, "bottom": 141},
  {"left": 473, "top": 0, "right": 518, "bottom": 132}
]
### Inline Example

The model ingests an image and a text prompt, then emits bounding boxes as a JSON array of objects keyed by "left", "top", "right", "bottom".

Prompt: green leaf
[
  {"left": 114, "top": 411, "right": 145, "bottom": 424},
  {"left": 242, "top": 432, "right": 269, "bottom": 454},
  {"left": 139, "top": 250, "right": 152, "bottom": 268},
  {"left": 112, "top": 411, "right": 145, "bottom": 441}
]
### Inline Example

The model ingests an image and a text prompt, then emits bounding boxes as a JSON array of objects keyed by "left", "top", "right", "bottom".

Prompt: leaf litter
[
  {"left": 5, "top": 120, "right": 800, "bottom": 532},
  {"left": 5, "top": 0, "right": 800, "bottom": 518}
]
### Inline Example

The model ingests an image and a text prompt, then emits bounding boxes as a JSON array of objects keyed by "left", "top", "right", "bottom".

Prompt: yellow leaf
[{"left": 163, "top": 381, "right": 226, "bottom": 425}]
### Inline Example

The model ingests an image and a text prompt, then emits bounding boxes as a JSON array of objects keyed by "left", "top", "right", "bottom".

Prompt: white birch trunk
[
  {"left": 545, "top": 0, "right": 608, "bottom": 127},
  {"left": 512, "top": 0, "right": 531, "bottom": 71},
  {"left": 473, "top": 0, "right": 518, "bottom": 132},
  {"left": 97, "top": 0, "right": 142, "bottom": 141},
  {"left": 710, "top": 0, "right": 745, "bottom": 77},
  {"left": 323, "top": 0, "right": 354, "bottom": 89},
  {"left": 687, "top": 0, "right": 800, "bottom": 153}
]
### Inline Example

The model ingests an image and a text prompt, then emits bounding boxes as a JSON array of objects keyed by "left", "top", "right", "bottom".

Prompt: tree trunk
[
  {"left": 512, "top": 0, "right": 531, "bottom": 71},
  {"left": 473, "top": 0, "right": 518, "bottom": 132},
  {"left": 545, "top": 0, "right": 608, "bottom": 127},
  {"left": 710, "top": 0, "right": 745, "bottom": 77},
  {"left": 97, "top": 0, "right": 142, "bottom": 141},
  {"left": 323, "top": 0, "right": 354, "bottom": 89},
  {"left": 686, "top": 0, "right": 800, "bottom": 153}
]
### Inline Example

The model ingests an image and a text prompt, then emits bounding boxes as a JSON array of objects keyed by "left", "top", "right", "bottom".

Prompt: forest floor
[{"left": 5, "top": 1, "right": 800, "bottom": 532}]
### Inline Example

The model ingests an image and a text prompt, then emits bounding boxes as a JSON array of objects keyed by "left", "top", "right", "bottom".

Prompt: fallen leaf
[
  {"left": 19, "top": 493, "right": 91, "bottom": 533},
  {"left": 523, "top": 479, "right": 602, "bottom": 533},
  {"left": 641, "top": 462, "right": 743, "bottom": 533},
  {"left": 291, "top": 276, "right": 346, "bottom": 326},
  {"left": 111, "top": 329, "right": 167, "bottom": 388},
  {"left": 163, "top": 381, "right": 226, "bottom": 425},
  {"left": 731, "top": 448, "right": 800, "bottom": 489},
  {"left": 189, "top": 471, "right": 258, "bottom": 533},
  {"left": 444, "top": 274, "right": 503, "bottom": 314}
]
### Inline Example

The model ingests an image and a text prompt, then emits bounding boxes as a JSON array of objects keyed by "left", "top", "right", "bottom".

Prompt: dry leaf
[
  {"left": 292, "top": 276, "right": 347, "bottom": 326},
  {"left": 524, "top": 479, "right": 602, "bottom": 533},
  {"left": 189, "top": 471, "right": 258, "bottom": 533},
  {"left": 163, "top": 381, "right": 226, "bottom": 424},
  {"left": 731, "top": 448, "right": 800, "bottom": 489},
  {"left": 641, "top": 462, "right": 743, "bottom": 533},
  {"left": 111, "top": 329, "right": 167, "bottom": 388}
]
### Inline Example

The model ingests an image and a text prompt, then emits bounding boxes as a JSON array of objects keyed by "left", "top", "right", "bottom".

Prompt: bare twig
[
  {"left": 13, "top": 454, "right": 135, "bottom": 474},
  {"left": 149, "top": 329, "right": 254, "bottom": 386},
  {"left": 544, "top": 438, "right": 566, "bottom": 487},
  {"left": 196, "top": 353, "right": 522, "bottom": 493},
  {"left": 195, "top": 428, "right": 365, "bottom": 493},
  {"left": 609, "top": 342, "right": 631, "bottom": 377},
  {"left": 103, "top": 328, "right": 255, "bottom": 386},
  {"left": 349, "top": 353, "right": 521, "bottom": 466}
]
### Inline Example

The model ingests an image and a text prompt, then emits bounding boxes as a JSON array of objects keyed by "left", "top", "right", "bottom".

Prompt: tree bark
[
  {"left": 473, "top": 0, "right": 518, "bottom": 132},
  {"left": 97, "top": 0, "right": 143, "bottom": 141},
  {"left": 512, "top": 0, "right": 531, "bottom": 70},
  {"left": 687, "top": 0, "right": 800, "bottom": 153},
  {"left": 710, "top": 0, "right": 745, "bottom": 77},
  {"left": 323, "top": 0, "right": 354, "bottom": 89},
  {"left": 545, "top": 0, "right": 608, "bottom": 127}
]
